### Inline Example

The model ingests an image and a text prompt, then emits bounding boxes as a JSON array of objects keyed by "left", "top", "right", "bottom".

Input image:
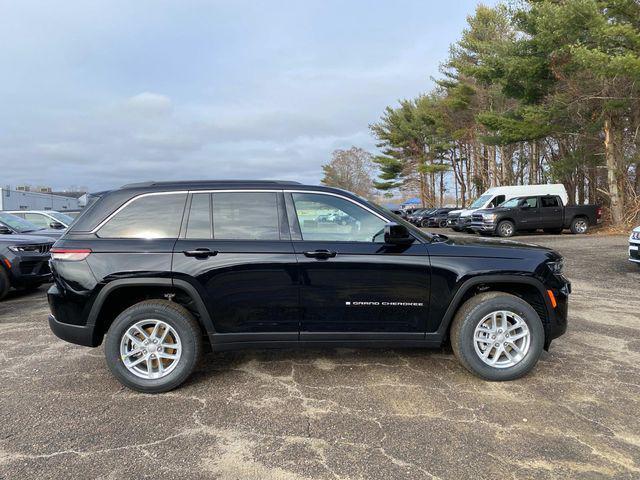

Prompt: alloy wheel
[
  {"left": 119, "top": 319, "right": 182, "bottom": 379},
  {"left": 473, "top": 310, "right": 531, "bottom": 368}
]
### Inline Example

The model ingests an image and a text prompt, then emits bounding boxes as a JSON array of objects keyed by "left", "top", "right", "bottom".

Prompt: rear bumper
[
  {"left": 48, "top": 313, "right": 98, "bottom": 347},
  {"left": 47, "top": 283, "right": 100, "bottom": 347}
]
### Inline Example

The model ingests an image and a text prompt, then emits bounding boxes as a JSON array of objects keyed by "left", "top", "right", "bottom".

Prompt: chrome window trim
[
  {"left": 91, "top": 191, "right": 188, "bottom": 234},
  {"left": 91, "top": 189, "right": 394, "bottom": 236}
]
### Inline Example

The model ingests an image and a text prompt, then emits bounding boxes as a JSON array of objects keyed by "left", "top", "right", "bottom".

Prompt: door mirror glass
[{"left": 384, "top": 223, "right": 414, "bottom": 245}]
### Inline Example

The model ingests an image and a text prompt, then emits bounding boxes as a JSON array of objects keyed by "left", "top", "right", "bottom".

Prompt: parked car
[
  {"left": 0, "top": 212, "right": 65, "bottom": 239},
  {"left": 408, "top": 208, "right": 434, "bottom": 225},
  {"left": 48, "top": 180, "right": 570, "bottom": 393},
  {"left": 629, "top": 226, "right": 640, "bottom": 267},
  {"left": 7, "top": 210, "right": 74, "bottom": 229},
  {"left": 454, "top": 184, "right": 569, "bottom": 232},
  {"left": 446, "top": 210, "right": 464, "bottom": 231},
  {"left": 0, "top": 235, "right": 54, "bottom": 300},
  {"left": 470, "top": 195, "right": 601, "bottom": 237},
  {"left": 425, "top": 208, "right": 456, "bottom": 228}
]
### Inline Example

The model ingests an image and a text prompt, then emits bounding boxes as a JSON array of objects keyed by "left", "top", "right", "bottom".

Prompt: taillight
[
  {"left": 50, "top": 248, "right": 92, "bottom": 261},
  {"left": 596, "top": 207, "right": 602, "bottom": 219}
]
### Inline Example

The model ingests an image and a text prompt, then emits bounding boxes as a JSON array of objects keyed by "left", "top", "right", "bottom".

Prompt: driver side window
[{"left": 291, "top": 193, "right": 387, "bottom": 243}]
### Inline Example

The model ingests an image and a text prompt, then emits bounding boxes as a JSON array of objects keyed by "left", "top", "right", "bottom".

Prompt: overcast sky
[{"left": 0, "top": 0, "right": 494, "bottom": 192}]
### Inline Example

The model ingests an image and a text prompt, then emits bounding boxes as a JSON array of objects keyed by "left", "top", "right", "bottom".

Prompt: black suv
[
  {"left": 48, "top": 180, "right": 570, "bottom": 393},
  {"left": 0, "top": 235, "right": 54, "bottom": 300}
]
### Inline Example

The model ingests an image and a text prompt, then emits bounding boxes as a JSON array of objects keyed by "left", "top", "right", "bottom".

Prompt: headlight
[
  {"left": 482, "top": 213, "right": 496, "bottom": 222},
  {"left": 547, "top": 259, "right": 564, "bottom": 274},
  {"left": 631, "top": 231, "right": 640, "bottom": 241}
]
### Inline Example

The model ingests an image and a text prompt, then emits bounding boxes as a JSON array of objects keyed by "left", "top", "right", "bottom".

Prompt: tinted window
[
  {"left": 186, "top": 193, "right": 212, "bottom": 239},
  {"left": 292, "top": 193, "right": 386, "bottom": 242},
  {"left": 212, "top": 192, "right": 279, "bottom": 240},
  {"left": 98, "top": 193, "right": 187, "bottom": 239},
  {"left": 523, "top": 197, "right": 538, "bottom": 208},
  {"left": 0, "top": 212, "right": 40, "bottom": 233},
  {"left": 541, "top": 196, "right": 559, "bottom": 208}
]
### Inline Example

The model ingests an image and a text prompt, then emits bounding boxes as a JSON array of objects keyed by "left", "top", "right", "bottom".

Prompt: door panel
[
  {"left": 286, "top": 192, "right": 430, "bottom": 336},
  {"left": 540, "top": 197, "right": 563, "bottom": 228},
  {"left": 172, "top": 191, "right": 299, "bottom": 337},
  {"left": 295, "top": 241, "right": 430, "bottom": 333},
  {"left": 172, "top": 240, "right": 299, "bottom": 334},
  {"left": 516, "top": 197, "right": 540, "bottom": 228}
]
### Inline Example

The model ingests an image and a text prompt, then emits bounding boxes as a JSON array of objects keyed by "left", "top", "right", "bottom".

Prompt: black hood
[
  {"left": 434, "top": 234, "right": 561, "bottom": 260},
  {"left": 0, "top": 234, "right": 56, "bottom": 245}
]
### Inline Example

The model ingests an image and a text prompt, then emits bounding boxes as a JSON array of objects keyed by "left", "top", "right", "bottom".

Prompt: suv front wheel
[
  {"left": 450, "top": 292, "right": 544, "bottom": 381},
  {"left": 104, "top": 300, "right": 202, "bottom": 393}
]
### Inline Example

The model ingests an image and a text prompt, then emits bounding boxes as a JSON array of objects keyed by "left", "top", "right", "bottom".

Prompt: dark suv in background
[
  {"left": 48, "top": 180, "right": 570, "bottom": 393},
  {"left": 0, "top": 235, "right": 53, "bottom": 300}
]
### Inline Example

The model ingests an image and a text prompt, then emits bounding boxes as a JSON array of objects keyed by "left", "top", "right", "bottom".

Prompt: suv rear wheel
[
  {"left": 570, "top": 217, "right": 588, "bottom": 234},
  {"left": 104, "top": 300, "right": 202, "bottom": 393},
  {"left": 450, "top": 292, "right": 544, "bottom": 381}
]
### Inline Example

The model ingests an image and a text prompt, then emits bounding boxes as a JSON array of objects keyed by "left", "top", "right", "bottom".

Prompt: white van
[{"left": 448, "top": 184, "right": 568, "bottom": 232}]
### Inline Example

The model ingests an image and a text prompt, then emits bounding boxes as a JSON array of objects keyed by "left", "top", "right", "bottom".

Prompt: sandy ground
[{"left": 0, "top": 230, "right": 638, "bottom": 479}]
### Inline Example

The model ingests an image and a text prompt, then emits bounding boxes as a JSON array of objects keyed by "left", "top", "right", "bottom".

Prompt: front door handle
[
  {"left": 303, "top": 249, "right": 337, "bottom": 259},
  {"left": 183, "top": 248, "right": 218, "bottom": 258}
]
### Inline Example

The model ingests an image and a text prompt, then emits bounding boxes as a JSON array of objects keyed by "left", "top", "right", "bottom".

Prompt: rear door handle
[
  {"left": 183, "top": 248, "right": 218, "bottom": 258},
  {"left": 303, "top": 249, "right": 337, "bottom": 259}
]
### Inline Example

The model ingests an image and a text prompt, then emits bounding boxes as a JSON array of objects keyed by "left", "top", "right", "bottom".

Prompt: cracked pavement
[{"left": 1, "top": 232, "right": 639, "bottom": 479}]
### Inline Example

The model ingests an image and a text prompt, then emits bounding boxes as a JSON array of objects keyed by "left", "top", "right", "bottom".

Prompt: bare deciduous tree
[{"left": 321, "top": 147, "right": 375, "bottom": 199}]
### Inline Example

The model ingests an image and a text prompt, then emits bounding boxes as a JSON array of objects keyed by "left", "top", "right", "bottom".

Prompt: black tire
[
  {"left": 104, "top": 300, "right": 203, "bottom": 393},
  {"left": 570, "top": 217, "right": 588, "bottom": 234},
  {"left": 419, "top": 219, "right": 428, "bottom": 228},
  {"left": 450, "top": 292, "right": 544, "bottom": 381},
  {"left": 543, "top": 228, "right": 563, "bottom": 235},
  {"left": 452, "top": 227, "right": 462, "bottom": 232},
  {"left": 0, "top": 268, "right": 10, "bottom": 301},
  {"left": 439, "top": 220, "right": 447, "bottom": 228},
  {"left": 496, "top": 220, "right": 515, "bottom": 238}
]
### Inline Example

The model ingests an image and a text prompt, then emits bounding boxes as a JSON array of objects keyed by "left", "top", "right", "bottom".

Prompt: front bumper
[
  {"left": 2, "top": 253, "right": 52, "bottom": 287},
  {"left": 629, "top": 241, "right": 640, "bottom": 263},
  {"left": 470, "top": 221, "right": 496, "bottom": 233}
]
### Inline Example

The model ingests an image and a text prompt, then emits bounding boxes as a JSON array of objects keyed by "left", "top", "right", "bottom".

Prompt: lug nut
[{"left": 491, "top": 335, "right": 496, "bottom": 339}]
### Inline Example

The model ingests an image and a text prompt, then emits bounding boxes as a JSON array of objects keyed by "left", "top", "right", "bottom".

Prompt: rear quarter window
[{"left": 97, "top": 193, "right": 187, "bottom": 239}]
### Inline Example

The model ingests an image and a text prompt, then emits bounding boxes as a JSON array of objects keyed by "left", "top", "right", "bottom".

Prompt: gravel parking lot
[{"left": 1, "top": 231, "right": 639, "bottom": 479}]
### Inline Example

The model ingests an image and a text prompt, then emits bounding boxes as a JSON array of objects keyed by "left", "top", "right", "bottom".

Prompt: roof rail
[{"left": 120, "top": 180, "right": 303, "bottom": 189}]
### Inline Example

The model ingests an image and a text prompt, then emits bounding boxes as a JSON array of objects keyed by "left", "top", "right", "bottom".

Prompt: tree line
[{"left": 322, "top": 0, "right": 640, "bottom": 225}]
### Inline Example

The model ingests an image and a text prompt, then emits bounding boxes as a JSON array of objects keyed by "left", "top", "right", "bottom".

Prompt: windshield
[
  {"left": 500, "top": 198, "right": 521, "bottom": 208},
  {"left": 48, "top": 211, "right": 74, "bottom": 224},
  {"left": 469, "top": 195, "right": 492, "bottom": 209},
  {"left": 0, "top": 212, "right": 43, "bottom": 233}
]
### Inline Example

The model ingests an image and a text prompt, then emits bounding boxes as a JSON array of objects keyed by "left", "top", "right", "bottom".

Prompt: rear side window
[
  {"left": 541, "top": 196, "right": 559, "bottom": 208},
  {"left": 212, "top": 192, "right": 279, "bottom": 240},
  {"left": 186, "top": 193, "right": 212, "bottom": 239},
  {"left": 98, "top": 193, "right": 187, "bottom": 239}
]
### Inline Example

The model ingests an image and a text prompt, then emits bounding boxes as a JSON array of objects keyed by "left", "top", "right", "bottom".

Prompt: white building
[{"left": 0, "top": 188, "right": 80, "bottom": 211}]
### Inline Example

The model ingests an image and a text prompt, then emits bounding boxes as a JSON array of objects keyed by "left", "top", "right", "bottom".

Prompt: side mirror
[
  {"left": 0, "top": 225, "right": 13, "bottom": 234},
  {"left": 384, "top": 223, "right": 414, "bottom": 245},
  {"left": 49, "top": 221, "right": 65, "bottom": 229}
]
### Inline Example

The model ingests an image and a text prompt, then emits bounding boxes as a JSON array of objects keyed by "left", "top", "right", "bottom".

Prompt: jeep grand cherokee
[{"left": 47, "top": 180, "right": 570, "bottom": 393}]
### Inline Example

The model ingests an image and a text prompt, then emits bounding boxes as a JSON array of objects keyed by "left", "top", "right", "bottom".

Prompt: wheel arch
[
  {"left": 89, "top": 278, "right": 214, "bottom": 341},
  {"left": 434, "top": 275, "right": 552, "bottom": 341}
]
